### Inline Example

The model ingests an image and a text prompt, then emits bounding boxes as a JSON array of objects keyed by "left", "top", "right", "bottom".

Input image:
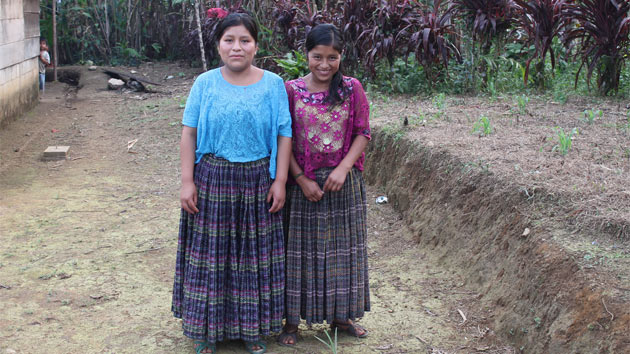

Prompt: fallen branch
[
  {"left": 0, "top": 284, "right": 11, "bottom": 289},
  {"left": 415, "top": 335, "right": 428, "bottom": 344},
  {"left": 602, "top": 298, "right": 614, "bottom": 322}
]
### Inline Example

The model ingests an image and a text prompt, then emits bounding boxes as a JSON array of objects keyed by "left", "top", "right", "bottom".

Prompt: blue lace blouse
[{"left": 182, "top": 68, "right": 292, "bottom": 179}]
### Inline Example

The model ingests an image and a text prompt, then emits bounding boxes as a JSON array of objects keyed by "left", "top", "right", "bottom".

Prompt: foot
[
  {"left": 277, "top": 324, "right": 299, "bottom": 346},
  {"left": 193, "top": 341, "right": 216, "bottom": 354},
  {"left": 332, "top": 320, "right": 368, "bottom": 338},
  {"left": 244, "top": 341, "right": 267, "bottom": 354}
]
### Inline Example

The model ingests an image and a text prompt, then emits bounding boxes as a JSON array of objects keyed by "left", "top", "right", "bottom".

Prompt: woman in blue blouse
[{"left": 171, "top": 12, "right": 292, "bottom": 354}]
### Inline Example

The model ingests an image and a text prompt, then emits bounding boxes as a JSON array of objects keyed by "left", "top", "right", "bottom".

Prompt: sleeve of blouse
[
  {"left": 182, "top": 76, "right": 204, "bottom": 128},
  {"left": 351, "top": 78, "right": 371, "bottom": 140},
  {"left": 277, "top": 79, "right": 292, "bottom": 138},
  {"left": 284, "top": 81, "right": 296, "bottom": 118}
]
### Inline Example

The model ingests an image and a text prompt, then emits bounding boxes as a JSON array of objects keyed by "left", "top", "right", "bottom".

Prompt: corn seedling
[
  {"left": 472, "top": 115, "right": 492, "bottom": 136},
  {"left": 513, "top": 94, "right": 530, "bottom": 115},
  {"left": 314, "top": 328, "right": 338, "bottom": 354},
  {"left": 432, "top": 93, "right": 447, "bottom": 120},
  {"left": 552, "top": 127, "right": 578, "bottom": 155},
  {"left": 582, "top": 109, "right": 602, "bottom": 124}
]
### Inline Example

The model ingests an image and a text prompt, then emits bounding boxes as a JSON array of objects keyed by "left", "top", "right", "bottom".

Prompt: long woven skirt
[
  {"left": 284, "top": 167, "right": 370, "bottom": 325},
  {"left": 172, "top": 154, "right": 284, "bottom": 343}
]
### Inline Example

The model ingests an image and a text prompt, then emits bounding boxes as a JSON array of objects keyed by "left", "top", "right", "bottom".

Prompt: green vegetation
[
  {"left": 552, "top": 127, "right": 579, "bottom": 156},
  {"left": 472, "top": 115, "right": 493, "bottom": 137},
  {"left": 582, "top": 109, "right": 603, "bottom": 125},
  {"left": 314, "top": 328, "right": 338, "bottom": 354}
]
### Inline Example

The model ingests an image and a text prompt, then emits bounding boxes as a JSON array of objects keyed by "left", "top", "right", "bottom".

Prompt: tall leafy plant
[
  {"left": 358, "top": 1, "right": 415, "bottom": 74},
  {"left": 513, "top": 0, "right": 566, "bottom": 87},
  {"left": 561, "top": 0, "right": 630, "bottom": 95},
  {"left": 402, "top": 0, "right": 462, "bottom": 80},
  {"left": 453, "top": 0, "right": 517, "bottom": 49}
]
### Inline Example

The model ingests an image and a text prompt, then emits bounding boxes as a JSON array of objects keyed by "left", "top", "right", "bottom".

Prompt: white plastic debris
[{"left": 375, "top": 196, "right": 388, "bottom": 204}]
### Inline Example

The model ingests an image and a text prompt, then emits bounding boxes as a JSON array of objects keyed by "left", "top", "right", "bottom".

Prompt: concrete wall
[{"left": 0, "top": 0, "right": 40, "bottom": 127}]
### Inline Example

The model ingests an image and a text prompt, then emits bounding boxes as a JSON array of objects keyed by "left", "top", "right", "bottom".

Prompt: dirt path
[{"left": 0, "top": 65, "right": 514, "bottom": 353}]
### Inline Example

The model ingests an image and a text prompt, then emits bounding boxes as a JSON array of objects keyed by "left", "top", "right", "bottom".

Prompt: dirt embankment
[{"left": 364, "top": 129, "right": 630, "bottom": 353}]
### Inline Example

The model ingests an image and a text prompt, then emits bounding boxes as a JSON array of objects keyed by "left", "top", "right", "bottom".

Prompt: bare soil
[{"left": 0, "top": 63, "right": 628, "bottom": 353}]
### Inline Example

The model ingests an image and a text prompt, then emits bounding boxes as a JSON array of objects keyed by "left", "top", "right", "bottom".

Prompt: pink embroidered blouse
[{"left": 285, "top": 76, "right": 371, "bottom": 180}]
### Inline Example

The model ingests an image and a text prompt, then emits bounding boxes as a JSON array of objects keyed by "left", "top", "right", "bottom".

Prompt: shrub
[
  {"left": 562, "top": 0, "right": 630, "bottom": 95},
  {"left": 513, "top": 0, "right": 566, "bottom": 87}
]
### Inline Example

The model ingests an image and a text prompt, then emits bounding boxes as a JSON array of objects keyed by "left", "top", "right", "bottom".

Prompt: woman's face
[
  {"left": 218, "top": 25, "right": 257, "bottom": 73},
  {"left": 307, "top": 44, "right": 341, "bottom": 85}
]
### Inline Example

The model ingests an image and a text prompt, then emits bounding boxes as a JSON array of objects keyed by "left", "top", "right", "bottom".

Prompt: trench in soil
[{"left": 364, "top": 129, "right": 630, "bottom": 353}]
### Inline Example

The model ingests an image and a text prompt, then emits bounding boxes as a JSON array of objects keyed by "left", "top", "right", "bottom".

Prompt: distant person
[
  {"left": 278, "top": 24, "right": 371, "bottom": 346},
  {"left": 39, "top": 38, "right": 50, "bottom": 93},
  {"left": 171, "top": 12, "right": 292, "bottom": 354}
]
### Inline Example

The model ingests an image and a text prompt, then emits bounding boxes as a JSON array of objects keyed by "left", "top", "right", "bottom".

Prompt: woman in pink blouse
[{"left": 279, "top": 24, "right": 371, "bottom": 346}]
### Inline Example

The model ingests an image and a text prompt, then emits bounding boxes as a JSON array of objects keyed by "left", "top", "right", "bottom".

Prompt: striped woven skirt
[
  {"left": 172, "top": 154, "right": 284, "bottom": 343},
  {"left": 284, "top": 167, "right": 370, "bottom": 325}
]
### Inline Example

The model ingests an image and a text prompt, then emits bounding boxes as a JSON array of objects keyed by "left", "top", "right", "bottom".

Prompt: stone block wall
[{"left": 0, "top": 0, "right": 40, "bottom": 127}]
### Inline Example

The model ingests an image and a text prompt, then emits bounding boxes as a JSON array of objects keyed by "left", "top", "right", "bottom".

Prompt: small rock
[
  {"left": 108, "top": 78, "right": 125, "bottom": 90},
  {"left": 522, "top": 228, "right": 531, "bottom": 237},
  {"left": 130, "top": 70, "right": 137, "bottom": 74},
  {"left": 165, "top": 75, "right": 174, "bottom": 80},
  {"left": 88, "top": 65, "right": 97, "bottom": 71}
]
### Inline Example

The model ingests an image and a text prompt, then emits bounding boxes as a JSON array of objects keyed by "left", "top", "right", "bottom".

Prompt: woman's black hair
[
  {"left": 215, "top": 12, "right": 259, "bottom": 43},
  {"left": 305, "top": 24, "right": 349, "bottom": 108}
]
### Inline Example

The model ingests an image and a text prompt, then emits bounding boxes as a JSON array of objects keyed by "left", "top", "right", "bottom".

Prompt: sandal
[
  {"left": 194, "top": 341, "right": 216, "bottom": 354},
  {"left": 244, "top": 341, "right": 267, "bottom": 354},
  {"left": 331, "top": 321, "right": 369, "bottom": 338},
  {"left": 277, "top": 329, "right": 298, "bottom": 347}
]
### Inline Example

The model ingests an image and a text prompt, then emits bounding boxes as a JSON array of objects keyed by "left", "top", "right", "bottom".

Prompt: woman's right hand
[
  {"left": 180, "top": 181, "right": 199, "bottom": 214},
  {"left": 297, "top": 177, "right": 324, "bottom": 202}
]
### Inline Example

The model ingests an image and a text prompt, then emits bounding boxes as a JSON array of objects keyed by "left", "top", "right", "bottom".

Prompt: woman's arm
[
  {"left": 290, "top": 154, "right": 324, "bottom": 202},
  {"left": 322, "top": 135, "right": 369, "bottom": 192},
  {"left": 180, "top": 126, "right": 199, "bottom": 214},
  {"left": 267, "top": 136, "right": 292, "bottom": 213}
]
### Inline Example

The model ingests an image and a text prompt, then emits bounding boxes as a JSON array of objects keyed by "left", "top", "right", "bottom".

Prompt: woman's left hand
[
  {"left": 323, "top": 166, "right": 350, "bottom": 192},
  {"left": 267, "top": 180, "right": 286, "bottom": 213}
]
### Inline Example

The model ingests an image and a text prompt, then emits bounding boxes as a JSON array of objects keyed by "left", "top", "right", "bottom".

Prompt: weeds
[
  {"left": 275, "top": 50, "right": 309, "bottom": 80},
  {"left": 314, "top": 328, "right": 338, "bottom": 354},
  {"left": 472, "top": 115, "right": 493, "bottom": 136},
  {"left": 582, "top": 109, "right": 602, "bottom": 124},
  {"left": 621, "top": 112, "right": 630, "bottom": 135},
  {"left": 551, "top": 127, "right": 579, "bottom": 155},
  {"left": 552, "top": 89, "right": 568, "bottom": 104}
]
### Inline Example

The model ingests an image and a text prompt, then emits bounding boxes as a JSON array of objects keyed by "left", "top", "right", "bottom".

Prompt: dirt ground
[{"left": 0, "top": 64, "right": 520, "bottom": 354}]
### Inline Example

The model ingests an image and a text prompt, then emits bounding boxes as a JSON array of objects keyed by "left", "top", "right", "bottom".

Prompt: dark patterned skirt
[
  {"left": 172, "top": 154, "right": 284, "bottom": 343},
  {"left": 284, "top": 167, "right": 370, "bottom": 325}
]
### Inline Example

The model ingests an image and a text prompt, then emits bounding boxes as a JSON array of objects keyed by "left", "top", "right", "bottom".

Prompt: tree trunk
[
  {"left": 52, "top": 0, "right": 58, "bottom": 81},
  {"left": 194, "top": 0, "right": 207, "bottom": 71}
]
